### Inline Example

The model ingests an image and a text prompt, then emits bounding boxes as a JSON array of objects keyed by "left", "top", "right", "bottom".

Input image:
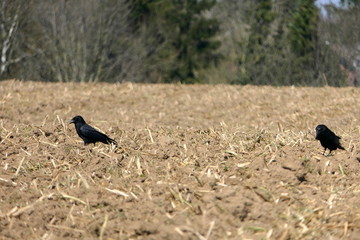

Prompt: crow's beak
[{"left": 69, "top": 119, "right": 75, "bottom": 124}]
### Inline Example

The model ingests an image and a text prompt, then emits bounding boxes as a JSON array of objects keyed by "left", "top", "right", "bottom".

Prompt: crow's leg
[
  {"left": 322, "top": 148, "right": 327, "bottom": 155},
  {"left": 326, "top": 150, "right": 333, "bottom": 157}
]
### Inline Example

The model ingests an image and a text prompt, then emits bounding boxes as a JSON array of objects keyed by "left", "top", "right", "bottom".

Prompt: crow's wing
[
  {"left": 80, "top": 124, "right": 111, "bottom": 143},
  {"left": 330, "top": 131, "right": 341, "bottom": 139},
  {"left": 327, "top": 130, "right": 339, "bottom": 139}
]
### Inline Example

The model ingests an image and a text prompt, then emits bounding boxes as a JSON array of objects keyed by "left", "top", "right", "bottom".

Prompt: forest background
[{"left": 0, "top": 0, "right": 359, "bottom": 86}]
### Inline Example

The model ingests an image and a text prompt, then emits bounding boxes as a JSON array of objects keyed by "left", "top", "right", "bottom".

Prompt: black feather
[
  {"left": 69, "top": 115, "right": 117, "bottom": 146},
  {"left": 315, "top": 124, "right": 344, "bottom": 155}
]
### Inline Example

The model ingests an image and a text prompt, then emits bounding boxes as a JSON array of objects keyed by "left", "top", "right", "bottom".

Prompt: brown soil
[{"left": 1, "top": 80, "right": 360, "bottom": 239}]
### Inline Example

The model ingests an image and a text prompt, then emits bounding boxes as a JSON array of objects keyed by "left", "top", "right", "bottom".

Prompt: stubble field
[{"left": 1, "top": 80, "right": 360, "bottom": 239}]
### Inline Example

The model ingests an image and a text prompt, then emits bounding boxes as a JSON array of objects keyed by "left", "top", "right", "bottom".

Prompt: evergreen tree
[
  {"left": 288, "top": 0, "right": 318, "bottom": 58},
  {"left": 126, "top": 0, "right": 153, "bottom": 31},
  {"left": 340, "top": 0, "right": 360, "bottom": 7},
  {"left": 163, "top": 0, "right": 221, "bottom": 83},
  {"left": 235, "top": 0, "right": 275, "bottom": 84},
  {"left": 286, "top": 0, "right": 319, "bottom": 84},
  {"left": 128, "top": 0, "right": 221, "bottom": 83}
]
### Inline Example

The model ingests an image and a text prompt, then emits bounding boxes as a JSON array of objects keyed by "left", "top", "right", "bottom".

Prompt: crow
[
  {"left": 69, "top": 115, "right": 117, "bottom": 146},
  {"left": 315, "top": 124, "right": 344, "bottom": 155}
]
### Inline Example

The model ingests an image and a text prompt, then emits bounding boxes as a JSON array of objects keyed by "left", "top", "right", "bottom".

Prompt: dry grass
[{"left": 1, "top": 80, "right": 360, "bottom": 239}]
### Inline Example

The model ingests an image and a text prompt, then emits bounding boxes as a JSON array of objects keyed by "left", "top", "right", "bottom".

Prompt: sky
[
  {"left": 316, "top": 0, "right": 341, "bottom": 16},
  {"left": 316, "top": 0, "right": 340, "bottom": 5}
]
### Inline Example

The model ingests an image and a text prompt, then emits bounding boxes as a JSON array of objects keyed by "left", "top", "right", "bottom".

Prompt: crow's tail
[{"left": 339, "top": 145, "right": 345, "bottom": 150}]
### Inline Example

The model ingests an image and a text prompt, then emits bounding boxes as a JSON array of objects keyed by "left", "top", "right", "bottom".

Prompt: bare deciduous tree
[
  {"left": 0, "top": 0, "right": 28, "bottom": 78},
  {"left": 319, "top": 4, "right": 360, "bottom": 86},
  {"left": 27, "top": 0, "right": 161, "bottom": 83}
]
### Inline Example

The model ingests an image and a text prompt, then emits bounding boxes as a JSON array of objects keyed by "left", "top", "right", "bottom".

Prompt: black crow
[
  {"left": 315, "top": 124, "right": 344, "bottom": 155},
  {"left": 69, "top": 115, "right": 117, "bottom": 146}
]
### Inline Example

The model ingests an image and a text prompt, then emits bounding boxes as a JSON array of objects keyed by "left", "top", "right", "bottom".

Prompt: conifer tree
[
  {"left": 236, "top": 0, "right": 275, "bottom": 84},
  {"left": 128, "top": 0, "right": 221, "bottom": 83},
  {"left": 288, "top": 0, "right": 318, "bottom": 58},
  {"left": 286, "top": 0, "right": 318, "bottom": 84}
]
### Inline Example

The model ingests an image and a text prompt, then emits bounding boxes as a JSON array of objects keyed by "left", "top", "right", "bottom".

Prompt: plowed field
[{"left": 1, "top": 80, "right": 360, "bottom": 239}]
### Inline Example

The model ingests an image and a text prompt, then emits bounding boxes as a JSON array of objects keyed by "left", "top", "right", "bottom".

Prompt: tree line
[{"left": 0, "top": 0, "right": 359, "bottom": 86}]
